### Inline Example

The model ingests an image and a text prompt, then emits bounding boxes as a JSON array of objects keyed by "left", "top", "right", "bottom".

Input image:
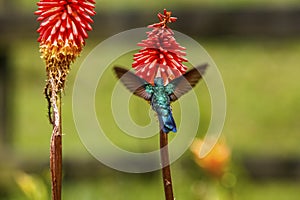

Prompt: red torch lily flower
[
  {"left": 132, "top": 9, "right": 188, "bottom": 85},
  {"left": 35, "top": 0, "right": 96, "bottom": 91}
]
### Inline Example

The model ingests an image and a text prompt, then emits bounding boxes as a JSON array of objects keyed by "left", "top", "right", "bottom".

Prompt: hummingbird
[{"left": 113, "top": 63, "right": 208, "bottom": 133}]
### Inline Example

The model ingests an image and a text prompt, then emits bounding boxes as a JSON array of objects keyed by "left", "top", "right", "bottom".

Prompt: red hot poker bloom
[
  {"left": 132, "top": 9, "right": 188, "bottom": 85},
  {"left": 35, "top": 0, "right": 96, "bottom": 91},
  {"left": 35, "top": 0, "right": 96, "bottom": 56}
]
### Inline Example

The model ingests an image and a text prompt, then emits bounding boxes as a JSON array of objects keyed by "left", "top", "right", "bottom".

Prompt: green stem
[
  {"left": 50, "top": 87, "right": 62, "bottom": 200},
  {"left": 160, "top": 129, "right": 174, "bottom": 200}
]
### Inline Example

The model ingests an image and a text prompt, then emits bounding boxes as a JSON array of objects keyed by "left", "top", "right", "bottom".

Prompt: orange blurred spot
[{"left": 190, "top": 138, "right": 231, "bottom": 177}]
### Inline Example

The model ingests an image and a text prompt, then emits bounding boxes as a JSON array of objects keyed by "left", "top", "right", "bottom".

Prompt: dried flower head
[
  {"left": 132, "top": 9, "right": 188, "bottom": 85},
  {"left": 190, "top": 139, "right": 231, "bottom": 177},
  {"left": 35, "top": 0, "right": 96, "bottom": 91}
]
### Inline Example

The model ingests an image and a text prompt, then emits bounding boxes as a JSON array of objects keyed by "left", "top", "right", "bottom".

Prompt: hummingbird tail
[{"left": 159, "top": 112, "right": 177, "bottom": 133}]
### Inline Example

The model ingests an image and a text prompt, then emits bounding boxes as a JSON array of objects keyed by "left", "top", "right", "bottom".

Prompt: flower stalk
[
  {"left": 35, "top": 1, "right": 95, "bottom": 199},
  {"left": 160, "top": 130, "right": 174, "bottom": 200},
  {"left": 49, "top": 89, "right": 62, "bottom": 200}
]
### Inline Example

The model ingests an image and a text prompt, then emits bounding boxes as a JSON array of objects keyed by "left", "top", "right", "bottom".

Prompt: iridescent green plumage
[{"left": 114, "top": 63, "right": 208, "bottom": 133}]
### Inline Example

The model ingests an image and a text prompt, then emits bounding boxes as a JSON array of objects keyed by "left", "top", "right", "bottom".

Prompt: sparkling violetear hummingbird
[{"left": 113, "top": 63, "right": 208, "bottom": 133}]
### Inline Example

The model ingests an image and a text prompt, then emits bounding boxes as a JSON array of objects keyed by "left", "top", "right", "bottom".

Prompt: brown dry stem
[{"left": 160, "top": 130, "right": 174, "bottom": 200}]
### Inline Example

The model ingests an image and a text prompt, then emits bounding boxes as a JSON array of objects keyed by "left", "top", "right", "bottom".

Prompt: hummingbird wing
[
  {"left": 113, "top": 66, "right": 153, "bottom": 101},
  {"left": 168, "top": 63, "right": 208, "bottom": 101}
]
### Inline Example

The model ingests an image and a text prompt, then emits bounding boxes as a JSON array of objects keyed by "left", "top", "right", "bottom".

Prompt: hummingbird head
[{"left": 154, "top": 77, "right": 164, "bottom": 86}]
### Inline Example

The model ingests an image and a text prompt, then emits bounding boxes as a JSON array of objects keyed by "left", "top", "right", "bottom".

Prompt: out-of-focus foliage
[
  {"left": 14, "top": 171, "right": 48, "bottom": 200},
  {"left": 6, "top": 0, "right": 300, "bottom": 13},
  {"left": 12, "top": 38, "right": 300, "bottom": 157}
]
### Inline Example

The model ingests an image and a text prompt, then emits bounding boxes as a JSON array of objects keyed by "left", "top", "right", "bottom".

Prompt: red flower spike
[
  {"left": 35, "top": 0, "right": 96, "bottom": 91},
  {"left": 35, "top": 0, "right": 96, "bottom": 60},
  {"left": 132, "top": 9, "right": 188, "bottom": 85}
]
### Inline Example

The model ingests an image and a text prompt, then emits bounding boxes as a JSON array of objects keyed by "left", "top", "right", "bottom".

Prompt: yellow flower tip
[
  {"left": 190, "top": 138, "right": 231, "bottom": 177},
  {"left": 39, "top": 40, "right": 81, "bottom": 92},
  {"left": 39, "top": 40, "right": 82, "bottom": 62}
]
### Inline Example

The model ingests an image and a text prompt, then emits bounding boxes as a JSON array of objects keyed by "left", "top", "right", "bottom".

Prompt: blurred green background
[{"left": 1, "top": 0, "right": 300, "bottom": 199}]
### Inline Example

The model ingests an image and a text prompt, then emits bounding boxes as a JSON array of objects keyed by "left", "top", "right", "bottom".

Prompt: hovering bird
[{"left": 113, "top": 63, "right": 208, "bottom": 133}]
